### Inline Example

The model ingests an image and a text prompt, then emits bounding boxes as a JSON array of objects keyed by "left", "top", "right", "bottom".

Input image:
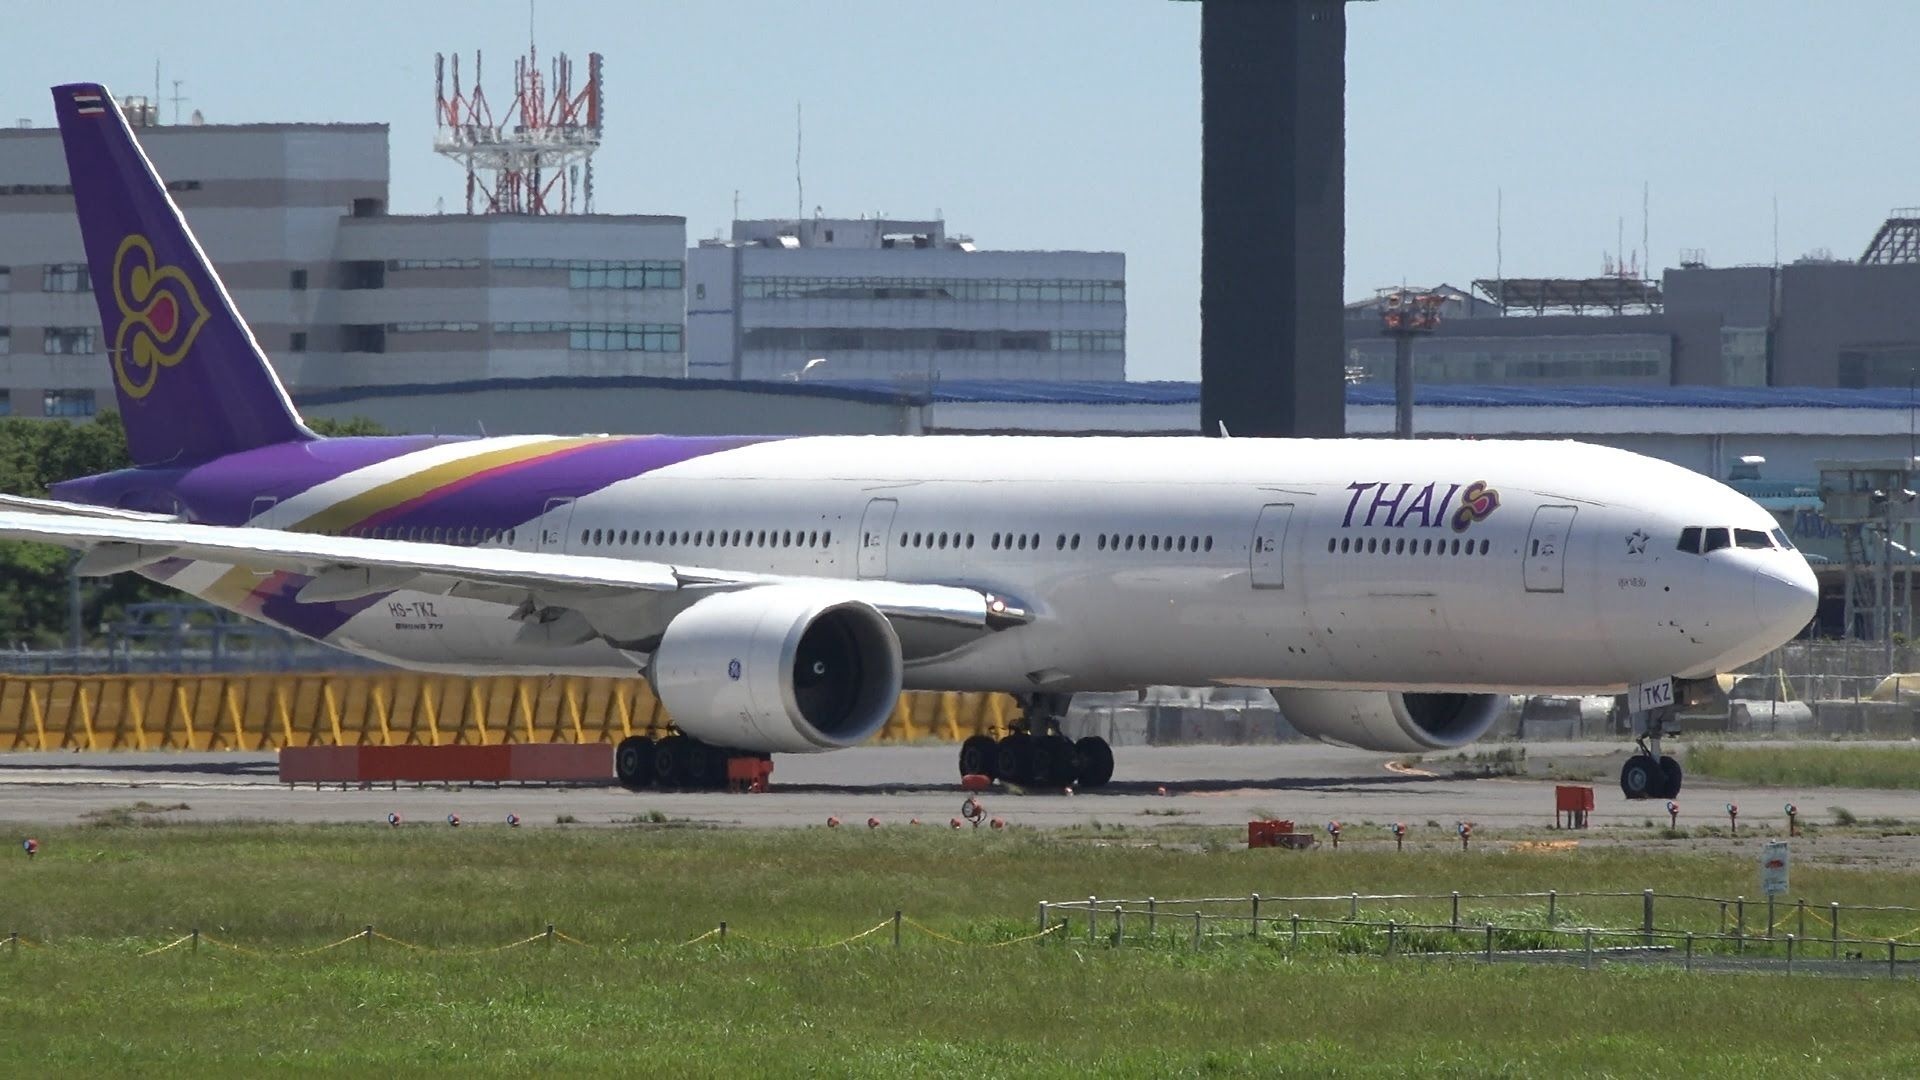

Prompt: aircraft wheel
[
  {"left": 996, "top": 733, "right": 1035, "bottom": 786},
  {"left": 1075, "top": 736, "right": 1115, "bottom": 788},
  {"left": 959, "top": 734, "right": 998, "bottom": 780},
  {"left": 653, "top": 735, "right": 691, "bottom": 789},
  {"left": 614, "top": 736, "right": 654, "bottom": 791},
  {"left": 1032, "top": 734, "right": 1076, "bottom": 787},
  {"left": 684, "top": 740, "right": 722, "bottom": 791},
  {"left": 1619, "top": 754, "right": 1659, "bottom": 800},
  {"left": 1657, "top": 755, "right": 1684, "bottom": 800}
]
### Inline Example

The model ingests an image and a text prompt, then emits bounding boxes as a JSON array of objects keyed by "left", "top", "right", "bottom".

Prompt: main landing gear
[
  {"left": 957, "top": 693, "right": 1113, "bottom": 789},
  {"left": 1619, "top": 700, "right": 1682, "bottom": 801},
  {"left": 614, "top": 733, "right": 769, "bottom": 792}
]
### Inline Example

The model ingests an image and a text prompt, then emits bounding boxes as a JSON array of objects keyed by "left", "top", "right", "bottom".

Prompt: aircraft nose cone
[{"left": 1752, "top": 557, "right": 1818, "bottom": 647}]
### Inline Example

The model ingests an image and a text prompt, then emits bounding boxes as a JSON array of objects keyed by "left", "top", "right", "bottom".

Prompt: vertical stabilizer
[{"left": 52, "top": 82, "right": 313, "bottom": 466}]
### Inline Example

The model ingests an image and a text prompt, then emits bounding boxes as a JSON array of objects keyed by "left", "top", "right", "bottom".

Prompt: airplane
[{"left": 0, "top": 83, "right": 1817, "bottom": 801}]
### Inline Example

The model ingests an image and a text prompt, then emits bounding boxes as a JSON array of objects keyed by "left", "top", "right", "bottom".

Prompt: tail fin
[{"left": 52, "top": 83, "right": 313, "bottom": 467}]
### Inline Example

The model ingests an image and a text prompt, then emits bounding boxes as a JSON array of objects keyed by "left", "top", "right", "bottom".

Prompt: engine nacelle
[
  {"left": 1271, "top": 688, "right": 1508, "bottom": 753},
  {"left": 649, "top": 587, "right": 903, "bottom": 754}
]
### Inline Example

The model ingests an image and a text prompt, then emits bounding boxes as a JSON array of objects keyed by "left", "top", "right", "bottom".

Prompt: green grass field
[
  {"left": 1688, "top": 742, "right": 1920, "bottom": 791},
  {"left": 3, "top": 819, "right": 1920, "bottom": 1077}
]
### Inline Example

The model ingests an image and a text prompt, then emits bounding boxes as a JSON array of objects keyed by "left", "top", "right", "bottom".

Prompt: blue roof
[{"left": 299, "top": 375, "right": 1920, "bottom": 411}]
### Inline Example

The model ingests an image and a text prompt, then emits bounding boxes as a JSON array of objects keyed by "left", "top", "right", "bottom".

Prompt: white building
[
  {"left": 687, "top": 217, "right": 1124, "bottom": 383},
  {"left": 0, "top": 101, "right": 685, "bottom": 418}
]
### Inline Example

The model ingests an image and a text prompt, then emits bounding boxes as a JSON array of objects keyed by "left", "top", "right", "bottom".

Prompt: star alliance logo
[{"left": 1626, "top": 528, "right": 1649, "bottom": 556}]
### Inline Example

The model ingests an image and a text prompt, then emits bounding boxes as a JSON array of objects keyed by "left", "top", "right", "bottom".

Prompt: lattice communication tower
[{"left": 434, "top": 44, "right": 602, "bottom": 214}]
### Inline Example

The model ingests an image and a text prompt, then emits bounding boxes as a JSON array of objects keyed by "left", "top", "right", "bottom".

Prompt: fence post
[
  {"left": 1037, "top": 901, "right": 1048, "bottom": 932},
  {"left": 1250, "top": 894, "right": 1260, "bottom": 938},
  {"left": 893, "top": 910, "right": 902, "bottom": 949},
  {"left": 1547, "top": 890, "right": 1557, "bottom": 927},
  {"left": 1291, "top": 913, "right": 1301, "bottom": 947},
  {"left": 1736, "top": 896, "right": 1746, "bottom": 951},
  {"left": 1350, "top": 892, "right": 1359, "bottom": 919},
  {"left": 1891, "top": 940, "right": 1899, "bottom": 980},
  {"left": 1685, "top": 932, "right": 1694, "bottom": 972},
  {"left": 1484, "top": 923, "right": 1494, "bottom": 962},
  {"left": 1192, "top": 910, "right": 1202, "bottom": 949},
  {"left": 1643, "top": 890, "right": 1655, "bottom": 947},
  {"left": 363, "top": 924, "right": 373, "bottom": 956},
  {"left": 1766, "top": 895, "right": 1775, "bottom": 940},
  {"left": 1718, "top": 901, "right": 1727, "bottom": 936},
  {"left": 1451, "top": 892, "right": 1461, "bottom": 931},
  {"left": 1583, "top": 928, "right": 1594, "bottom": 970},
  {"left": 1786, "top": 933, "right": 1796, "bottom": 976},
  {"left": 1088, "top": 896, "right": 1097, "bottom": 945},
  {"left": 1148, "top": 897, "right": 1157, "bottom": 936},
  {"left": 545, "top": 923, "right": 554, "bottom": 951},
  {"left": 191, "top": 927, "right": 199, "bottom": 954},
  {"left": 1113, "top": 904, "right": 1124, "bottom": 948},
  {"left": 719, "top": 921, "right": 727, "bottom": 943},
  {"left": 1831, "top": 903, "right": 1840, "bottom": 959},
  {"left": 1386, "top": 921, "right": 1397, "bottom": 958}
]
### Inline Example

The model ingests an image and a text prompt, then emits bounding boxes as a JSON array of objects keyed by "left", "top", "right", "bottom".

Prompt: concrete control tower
[{"left": 1198, "top": 0, "right": 1349, "bottom": 438}]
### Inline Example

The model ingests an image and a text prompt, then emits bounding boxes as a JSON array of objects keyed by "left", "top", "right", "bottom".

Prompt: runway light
[
  {"left": 446, "top": 813, "right": 461, "bottom": 827},
  {"left": 909, "top": 818, "right": 922, "bottom": 826},
  {"left": 827, "top": 816, "right": 841, "bottom": 828},
  {"left": 950, "top": 817, "right": 963, "bottom": 829},
  {"left": 505, "top": 813, "right": 520, "bottom": 828},
  {"left": 1155, "top": 786, "right": 1169, "bottom": 797},
  {"left": 990, "top": 817, "right": 1005, "bottom": 830},
  {"left": 22, "top": 838, "right": 37, "bottom": 858},
  {"left": 867, "top": 817, "right": 881, "bottom": 829},
  {"left": 1666, "top": 800, "right": 1679, "bottom": 828},
  {"left": 386, "top": 812, "right": 402, "bottom": 828},
  {"left": 1326, "top": 820, "right": 1342, "bottom": 849}
]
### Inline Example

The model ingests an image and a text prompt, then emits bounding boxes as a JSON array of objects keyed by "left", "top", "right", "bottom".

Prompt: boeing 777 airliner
[{"left": 0, "top": 84, "right": 1818, "bottom": 800}]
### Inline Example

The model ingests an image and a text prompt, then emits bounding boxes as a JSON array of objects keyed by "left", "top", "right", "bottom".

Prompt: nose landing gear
[{"left": 1620, "top": 696, "right": 1683, "bottom": 800}]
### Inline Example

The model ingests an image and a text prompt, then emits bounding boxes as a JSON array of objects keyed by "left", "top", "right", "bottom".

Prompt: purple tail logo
[{"left": 111, "top": 234, "right": 209, "bottom": 399}]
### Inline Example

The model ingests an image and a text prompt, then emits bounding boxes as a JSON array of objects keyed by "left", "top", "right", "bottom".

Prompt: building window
[
  {"left": 43, "top": 389, "right": 95, "bottom": 417},
  {"left": 386, "top": 258, "right": 483, "bottom": 270},
  {"left": 289, "top": 331, "right": 308, "bottom": 353},
  {"left": 0, "top": 327, "right": 9, "bottom": 354},
  {"left": 0, "top": 267, "right": 11, "bottom": 292},
  {"left": 493, "top": 321, "right": 683, "bottom": 353},
  {"left": 0, "top": 390, "right": 9, "bottom": 416},
  {"left": 290, "top": 269, "right": 308, "bottom": 290},
  {"left": 42, "top": 264, "right": 91, "bottom": 293},
  {"left": 563, "top": 260, "right": 685, "bottom": 290},
  {"left": 350, "top": 197, "right": 384, "bottom": 218},
  {"left": 341, "top": 261, "right": 386, "bottom": 290},
  {"left": 342, "top": 325, "right": 386, "bottom": 353},
  {"left": 44, "top": 327, "right": 96, "bottom": 354},
  {"left": 388, "top": 321, "right": 481, "bottom": 333},
  {"left": 739, "top": 276, "right": 1125, "bottom": 303},
  {"left": 695, "top": 283, "right": 706, "bottom": 300}
]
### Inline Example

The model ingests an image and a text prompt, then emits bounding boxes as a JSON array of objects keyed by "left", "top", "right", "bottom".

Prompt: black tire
[
  {"left": 1619, "top": 754, "right": 1659, "bottom": 800},
  {"left": 614, "top": 735, "right": 654, "bottom": 791},
  {"left": 653, "top": 735, "right": 690, "bottom": 789},
  {"left": 1657, "top": 755, "right": 1683, "bottom": 800},
  {"left": 996, "top": 733, "right": 1035, "bottom": 785},
  {"left": 684, "top": 740, "right": 718, "bottom": 791},
  {"left": 1037, "top": 734, "right": 1078, "bottom": 786},
  {"left": 959, "top": 734, "right": 998, "bottom": 780},
  {"left": 1075, "top": 736, "right": 1115, "bottom": 788},
  {"left": 703, "top": 745, "right": 732, "bottom": 790}
]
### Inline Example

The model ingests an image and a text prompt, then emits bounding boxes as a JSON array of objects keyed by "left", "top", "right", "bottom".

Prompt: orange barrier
[
  {"left": 279, "top": 743, "right": 613, "bottom": 784},
  {"left": 0, "top": 674, "right": 1020, "bottom": 752}
]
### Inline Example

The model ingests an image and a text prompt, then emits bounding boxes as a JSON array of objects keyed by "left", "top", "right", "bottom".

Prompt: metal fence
[{"left": 1033, "top": 888, "right": 1920, "bottom": 979}]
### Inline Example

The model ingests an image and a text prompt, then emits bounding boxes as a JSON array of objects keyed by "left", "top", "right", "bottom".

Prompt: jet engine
[
  {"left": 1270, "top": 688, "right": 1508, "bottom": 753},
  {"left": 648, "top": 587, "right": 904, "bottom": 754}
]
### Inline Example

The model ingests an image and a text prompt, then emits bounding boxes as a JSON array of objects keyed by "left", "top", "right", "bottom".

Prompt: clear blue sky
[{"left": 5, "top": 1, "right": 1914, "bottom": 381}]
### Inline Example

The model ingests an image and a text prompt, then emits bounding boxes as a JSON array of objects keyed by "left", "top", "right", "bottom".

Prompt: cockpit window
[
  {"left": 1772, "top": 528, "right": 1795, "bottom": 551},
  {"left": 1677, "top": 526, "right": 1702, "bottom": 554},
  {"left": 1735, "top": 528, "right": 1772, "bottom": 550},
  {"left": 1702, "top": 527, "right": 1731, "bottom": 552}
]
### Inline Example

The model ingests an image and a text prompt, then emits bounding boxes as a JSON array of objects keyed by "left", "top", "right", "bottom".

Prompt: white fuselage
[{"left": 163, "top": 435, "right": 1817, "bottom": 695}]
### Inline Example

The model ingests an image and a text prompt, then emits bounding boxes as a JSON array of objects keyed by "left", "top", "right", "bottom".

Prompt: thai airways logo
[
  {"left": 110, "top": 234, "right": 210, "bottom": 399},
  {"left": 1450, "top": 481, "right": 1501, "bottom": 533}
]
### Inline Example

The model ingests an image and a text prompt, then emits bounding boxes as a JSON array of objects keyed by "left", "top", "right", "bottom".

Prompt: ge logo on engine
[{"left": 727, "top": 659, "right": 742, "bottom": 680}]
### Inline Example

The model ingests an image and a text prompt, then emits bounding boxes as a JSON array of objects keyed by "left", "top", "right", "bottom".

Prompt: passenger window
[
  {"left": 1530, "top": 539, "right": 1539, "bottom": 556},
  {"left": 1124, "top": 536, "right": 1134, "bottom": 551},
  {"left": 1366, "top": 537, "right": 1377, "bottom": 553},
  {"left": 1204, "top": 537, "right": 1213, "bottom": 552},
  {"left": 1327, "top": 538, "right": 1336, "bottom": 553},
  {"left": 1070, "top": 534, "right": 1080, "bottom": 550},
  {"left": 964, "top": 533, "right": 972, "bottom": 548},
  {"left": 1017, "top": 535, "right": 1029, "bottom": 551},
  {"left": 1677, "top": 527, "right": 1701, "bottom": 554},
  {"left": 1479, "top": 539, "right": 1490, "bottom": 555},
  {"left": 1703, "top": 528, "right": 1731, "bottom": 553},
  {"left": 1097, "top": 535, "right": 1107, "bottom": 551},
  {"left": 1735, "top": 528, "right": 1771, "bottom": 550}
]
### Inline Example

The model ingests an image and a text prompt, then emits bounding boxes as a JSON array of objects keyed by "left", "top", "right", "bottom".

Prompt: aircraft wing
[
  {"left": 0, "top": 507, "right": 1030, "bottom": 653},
  {"left": 0, "top": 492, "right": 179, "bottom": 522}
]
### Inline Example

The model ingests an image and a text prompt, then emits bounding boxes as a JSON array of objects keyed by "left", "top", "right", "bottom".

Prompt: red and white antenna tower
[{"left": 434, "top": 41, "right": 602, "bottom": 214}]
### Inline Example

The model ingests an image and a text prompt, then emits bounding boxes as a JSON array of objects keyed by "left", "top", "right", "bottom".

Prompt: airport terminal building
[{"left": 0, "top": 107, "right": 687, "bottom": 418}]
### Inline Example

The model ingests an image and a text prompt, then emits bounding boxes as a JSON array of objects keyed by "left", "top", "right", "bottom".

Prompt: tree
[{"left": 307, "top": 416, "right": 387, "bottom": 437}]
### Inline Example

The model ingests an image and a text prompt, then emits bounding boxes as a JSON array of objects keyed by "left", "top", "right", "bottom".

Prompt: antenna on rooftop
[{"left": 433, "top": 24, "right": 603, "bottom": 214}]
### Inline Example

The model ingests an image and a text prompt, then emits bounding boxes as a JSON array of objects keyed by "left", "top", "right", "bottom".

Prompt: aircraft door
[
  {"left": 537, "top": 497, "right": 577, "bottom": 553},
  {"left": 1524, "top": 505, "right": 1578, "bottom": 593},
  {"left": 858, "top": 498, "right": 898, "bottom": 579},
  {"left": 1250, "top": 503, "right": 1294, "bottom": 589}
]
